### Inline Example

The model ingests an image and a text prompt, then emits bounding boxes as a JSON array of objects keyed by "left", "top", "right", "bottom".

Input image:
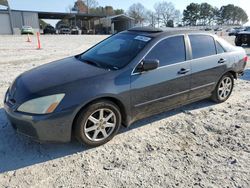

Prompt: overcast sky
[{"left": 6, "top": 0, "right": 250, "bottom": 26}]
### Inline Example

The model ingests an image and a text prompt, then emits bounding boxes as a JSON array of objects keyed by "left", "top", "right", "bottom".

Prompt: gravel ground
[{"left": 0, "top": 34, "right": 249, "bottom": 188}]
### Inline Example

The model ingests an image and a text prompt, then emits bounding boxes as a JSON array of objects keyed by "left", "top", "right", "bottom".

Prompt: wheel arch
[{"left": 72, "top": 96, "right": 129, "bottom": 133}]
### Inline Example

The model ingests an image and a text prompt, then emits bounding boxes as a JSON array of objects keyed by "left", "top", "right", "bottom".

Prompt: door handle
[
  {"left": 218, "top": 58, "right": 226, "bottom": 64},
  {"left": 178, "top": 68, "right": 190, "bottom": 75}
]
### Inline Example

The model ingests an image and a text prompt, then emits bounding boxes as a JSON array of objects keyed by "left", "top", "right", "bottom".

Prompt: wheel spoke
[
  {"left": 92, "top": 130, "right": 100, "bottom": 140},
  {"left": 101, "top": 129, "right": 108, "bottom": 138},
  {"left": 105, "top": 122, "right": 115, "bottom": 128},
  {"left": 105, "top": 112, "right": 114, "bottom": 122},
  {"left": 88, "top": 115, "right": 99, "bottom": 124},
  {"left": 218, "top": 87, "right": 223, "bottom": 91},
  {"left": 99, "top": 109, "right": 104, "bottom": 119},
  {"left": 85, "top": 125, "right": 97, "bottom": 133}
]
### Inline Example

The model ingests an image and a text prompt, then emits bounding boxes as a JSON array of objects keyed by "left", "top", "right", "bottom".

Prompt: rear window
[
  {"left": 215, "top": 41, "right": 225, "bottom": 54},
  {"left": 189, "top": 35, "right": 216, "bottom": 59}
]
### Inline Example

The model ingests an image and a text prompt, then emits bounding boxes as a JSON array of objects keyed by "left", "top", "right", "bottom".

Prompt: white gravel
[{"left": 0, "top": 34, "right": 249, "bottom": 188}]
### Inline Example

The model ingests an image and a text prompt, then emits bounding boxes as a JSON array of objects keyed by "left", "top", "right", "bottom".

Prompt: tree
[
  {"left": 199, "top": 3, "right": 214, "bottom": 25},
  {"left": 183, "top": 3, "right": 200, "bottom": 26},
  {"left": 127, "top": 3, "right": 146, "bottom": 24},
  {"left": 218, "top": 4, "right": 248, "bottom": 25},
  {"left": 114, "top": 9, "right": 124, "bottom": 15},
  {"left": 145, "top": 10, "right": 157, "bottom": 27},
  {"left": 167, "top": 20, "right": 174, "bottom": 27},
  {"left": 154, "top": 2, "right": 179, "bottom": 27},
  {"left": 72, "top": 0, "right": 98, "bottom": 13}
]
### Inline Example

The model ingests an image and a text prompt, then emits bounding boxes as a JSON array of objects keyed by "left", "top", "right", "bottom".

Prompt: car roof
[{"left": 123, "top": 27, "right": 211, "bottom": 38}]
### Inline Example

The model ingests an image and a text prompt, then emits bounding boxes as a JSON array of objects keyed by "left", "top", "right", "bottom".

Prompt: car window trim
[
  {"left": 188, "top": 34, "right": 217, "bottom": 59},
  {"left": 215, "top": 40, "right": 226, "bottom": 54},
  {"left": 131, "top": 34, "right": 187, "bottom": 76}
]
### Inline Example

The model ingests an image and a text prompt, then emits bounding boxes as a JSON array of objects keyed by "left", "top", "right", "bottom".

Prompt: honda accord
[{"left": 4, "top": 27, "right": 247, "bottom": 146}]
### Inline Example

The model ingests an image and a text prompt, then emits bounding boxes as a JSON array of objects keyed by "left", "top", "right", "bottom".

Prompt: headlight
[{"left": 18, "top": 94, "right": 65, "bottom": 114}]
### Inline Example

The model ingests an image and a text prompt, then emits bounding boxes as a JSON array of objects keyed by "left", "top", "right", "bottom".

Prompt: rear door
[
  {"left": 187, "top": 34, "right": 228, "bottom": 99},
  {"left": 130, "top": 35, "right": 191, "bottom": 119}
]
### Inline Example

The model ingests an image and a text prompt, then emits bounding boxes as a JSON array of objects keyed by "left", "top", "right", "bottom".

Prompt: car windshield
[
  {"left": 79, "top": 33, "right": 151, "bottom": 70},
  {"left": 245, "top": 27, "right": 250, "bottom": 31}
]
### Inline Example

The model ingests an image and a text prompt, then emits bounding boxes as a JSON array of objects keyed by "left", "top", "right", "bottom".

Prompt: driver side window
[{"left": 145, "top": 35, "right": 186, "bottom": 67}]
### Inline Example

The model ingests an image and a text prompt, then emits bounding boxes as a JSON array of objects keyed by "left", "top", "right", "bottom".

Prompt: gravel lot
[{"left": 0, "top": 33, "right": 249, "bottom": 188}]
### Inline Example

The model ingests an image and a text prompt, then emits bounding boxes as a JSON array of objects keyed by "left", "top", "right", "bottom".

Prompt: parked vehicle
[
  {"left": 59, "top": 25, "right": 70, "bottom": 34},
  {"left": 205, "top": 27, "right": 212, "bottom": 31},
  {"left": 235, "top": 27, "right": 250, "bottom": 46},
  {"left": 43, "top": 25, "right": 56, "bottom": 34},
  {"left": 4, "top": 27, "right": 247, "bottom": 146},
  {"left": 21, "top": 26, "right": 34, "bottom": 35},
  {"left": 71, "top": 27, "right": 80, "bottom": 35},
  {"left": 214, "top": 27, "right": 223, "bottom": 31},
  {"left": 229, "top": 27, "right": 245, "bottom": 36}
]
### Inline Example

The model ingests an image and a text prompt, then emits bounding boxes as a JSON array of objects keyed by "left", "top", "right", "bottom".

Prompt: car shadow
[
  {"left": 241, "top": 69, "right": 250, "bottom": 81},
  {"left": 120, "top": 99, "right": 215, "bottom": 134},
  {"left": 0, "top": 108, "right": 86, "bottom": 173},
  {"left": 0, "top": 99, "right": 215, "bottom": 173}
]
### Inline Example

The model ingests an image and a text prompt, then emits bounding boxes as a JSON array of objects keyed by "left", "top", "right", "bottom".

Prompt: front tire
[
  {"left": 74, "top": 100, "right": 121, "bottom": 147},
  {"left": 211, "top": 73, "right": 234, "bottom": 103},
  {"left": 235, "top": 36, "right": 242, "bottom": 46}
]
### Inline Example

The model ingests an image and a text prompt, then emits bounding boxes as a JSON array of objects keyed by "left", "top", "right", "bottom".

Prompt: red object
[
  {"left": 243, "top": 55, "right": 248, "bottom": 63},
  {"left": 26, "top": 34, "right": 31, "bottom": 42},
  {"left": 37, "top": 32, "right": 41, "bottom": 49}
]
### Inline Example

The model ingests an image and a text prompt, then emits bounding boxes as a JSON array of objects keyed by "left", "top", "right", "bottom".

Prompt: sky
[{"left": 5, "top": 0, "right": 250, "bottom": 26}]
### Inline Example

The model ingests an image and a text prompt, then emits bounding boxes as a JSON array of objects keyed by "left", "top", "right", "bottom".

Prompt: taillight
[{"left": 243, "top": 56, "right": 248, "bottom": 63}]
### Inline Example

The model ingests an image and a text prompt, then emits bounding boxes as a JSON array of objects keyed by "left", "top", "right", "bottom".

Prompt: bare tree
[
  {"left": 146, "top": 10, "right": 157, "bottom": 27},
  {"left": 84, "top": 0, "right": 98, "bottom": 12},
  {"left": 154, "top": 1, "right": 179, "bottom": 27},
  {"left": 127, "top": 3, "right": 146, "bottom": 25}
]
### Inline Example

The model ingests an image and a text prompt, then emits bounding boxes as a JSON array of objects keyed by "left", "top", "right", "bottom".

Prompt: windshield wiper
[{"left": 77, "top": 56, "right": 101, "bottom": 68}]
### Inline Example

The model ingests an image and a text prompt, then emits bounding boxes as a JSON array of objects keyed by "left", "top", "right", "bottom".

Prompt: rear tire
[
  {"left": 74, "top": 100, "right": 121, "bottom": 147},
  {"left": 211, "top": 73, "right": 234, "bottom": 103}
]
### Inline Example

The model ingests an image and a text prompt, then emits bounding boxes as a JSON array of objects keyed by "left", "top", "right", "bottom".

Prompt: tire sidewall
[{"left": 75, "top": 101, "right": 121, "bottom": 147}]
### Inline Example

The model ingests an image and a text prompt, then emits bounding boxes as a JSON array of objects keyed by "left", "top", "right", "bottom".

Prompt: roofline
[{"left": 106, "top": 14, "right": 135, "bottom": 20}]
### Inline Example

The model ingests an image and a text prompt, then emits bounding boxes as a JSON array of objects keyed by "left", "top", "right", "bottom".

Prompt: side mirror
[{"left": 136, "top": 59, "right": 159, "bottom": 73}]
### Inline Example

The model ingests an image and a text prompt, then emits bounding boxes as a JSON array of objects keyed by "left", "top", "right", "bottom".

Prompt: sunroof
[{"left": 128, "top": 27, "right": 163, "bottom": 33}]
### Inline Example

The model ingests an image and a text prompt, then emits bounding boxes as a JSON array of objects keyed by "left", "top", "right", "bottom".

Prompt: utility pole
[{"left": 86, "top": 0, "right": 91, "bottom": 31}]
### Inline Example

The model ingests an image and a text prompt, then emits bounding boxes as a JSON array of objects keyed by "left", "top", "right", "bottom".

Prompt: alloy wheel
[
  {"left": 217, "top": 76, "right": 233, "bottom": 100},
  {"left": 84, "top": 108, "right": 116, "bottom": 142}
]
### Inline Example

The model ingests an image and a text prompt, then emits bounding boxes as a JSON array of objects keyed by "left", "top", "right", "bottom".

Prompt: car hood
[
  {"left": 238, "top": 31, "right": 250, "bottom": 34},
  {"left": 17, "top": 56, "right": 109, "bottom": 94}
]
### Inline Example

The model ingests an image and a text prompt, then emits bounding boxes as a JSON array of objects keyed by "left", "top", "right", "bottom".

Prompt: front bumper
[{"left": 4, "top": 102, "right": 75, "bottom": 143}]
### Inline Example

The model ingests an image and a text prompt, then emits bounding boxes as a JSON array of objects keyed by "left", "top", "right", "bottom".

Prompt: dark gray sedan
[{"left": 4, "top": 27, "right": 247, "bottom": 146}]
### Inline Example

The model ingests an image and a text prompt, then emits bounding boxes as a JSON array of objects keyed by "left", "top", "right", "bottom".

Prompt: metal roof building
[{"left": 0, "top": 9, "right": 103, "bottom": 35}]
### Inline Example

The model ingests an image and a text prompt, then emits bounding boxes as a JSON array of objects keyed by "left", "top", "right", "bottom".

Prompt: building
[
  {"left": 0, "top": 8, "right": 135, "bottom": 35},
  {"left": 94, "top": 14, "right": 135, "bottom": 34},
  {"left": 0, "top": 9, "right": 103, "bottom": 35}
]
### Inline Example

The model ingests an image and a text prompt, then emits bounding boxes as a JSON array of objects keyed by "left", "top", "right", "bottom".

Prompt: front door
[{"left": 130, "top": 35, "right": 191, "bottom": 120}]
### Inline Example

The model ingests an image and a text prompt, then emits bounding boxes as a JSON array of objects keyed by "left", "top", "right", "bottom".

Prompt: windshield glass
[{"left": 79, "top": 33, "right": 151, "bottom": 70}]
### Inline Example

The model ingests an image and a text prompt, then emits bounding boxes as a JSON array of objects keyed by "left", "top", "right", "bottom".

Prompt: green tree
[
  {"left": 200, "top": 3, "right": 214, "bottom": 25},
  {"left": 183, "top": 3, "right": 200, "bottom": 26},
  {"left": 218, "top": 4, "right": 248, "bottom": 25}
]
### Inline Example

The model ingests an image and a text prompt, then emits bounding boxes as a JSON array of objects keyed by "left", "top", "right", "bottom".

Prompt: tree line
[
  {"left": 68, "top": 0, "right": 248, "bottom": 27},
  {"left": 183, "top": 3, "right": 248, "bottom": 26}
]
